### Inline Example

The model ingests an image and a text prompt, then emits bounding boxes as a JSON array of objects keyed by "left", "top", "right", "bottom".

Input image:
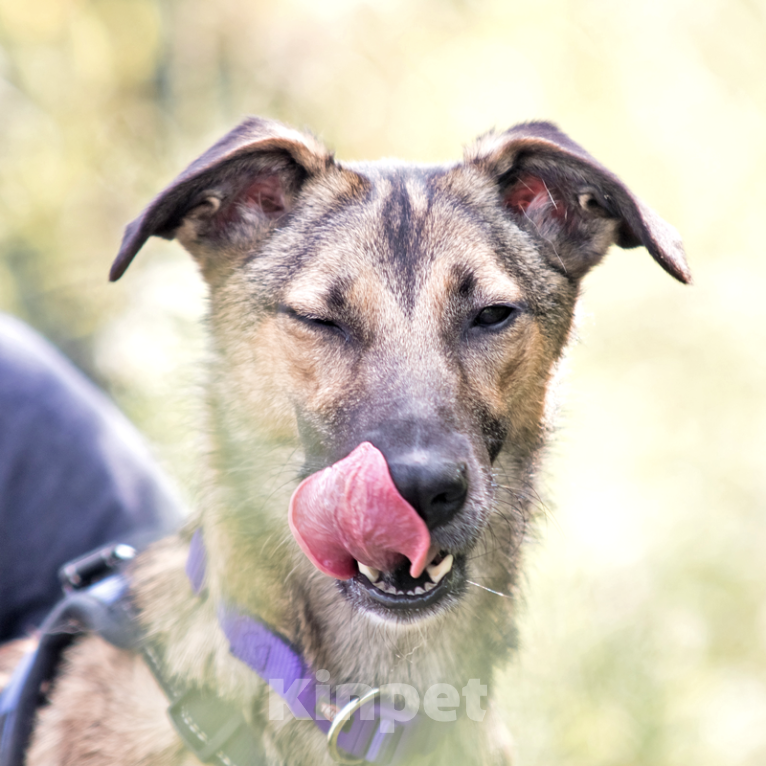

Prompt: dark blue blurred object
[{"left": 0, "top": 314, "right": 184, "bottom": 641}]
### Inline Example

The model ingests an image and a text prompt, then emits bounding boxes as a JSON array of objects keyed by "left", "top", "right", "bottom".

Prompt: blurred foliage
[{"left": 1, "top": 0, "right": 765, "bottom": 764}]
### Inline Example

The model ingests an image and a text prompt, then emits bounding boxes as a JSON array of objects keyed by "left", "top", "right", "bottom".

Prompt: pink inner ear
[
  {"left": 211, "top": 174, "right": 287, "bottom": 231},
  {"left": 504, "top": 174, "right": 566, "bottom": 222},
  {"left": 241, "top": 175, "right": 286, "bottom": 216}
]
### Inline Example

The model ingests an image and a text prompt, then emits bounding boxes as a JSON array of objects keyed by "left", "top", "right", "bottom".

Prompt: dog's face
[
  {"left": 244, "top": 163, "right": 588, "bottom": 622},
  {"left": 113, "top": 119, "right": 688, "bottom": 649}
]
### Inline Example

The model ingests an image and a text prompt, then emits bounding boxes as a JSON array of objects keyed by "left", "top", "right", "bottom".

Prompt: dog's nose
[{"left": 386, "top": 457, "right": 468, "bottom": 530}]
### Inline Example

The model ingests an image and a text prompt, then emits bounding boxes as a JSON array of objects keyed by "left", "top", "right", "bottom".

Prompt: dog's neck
[{"left": 185, "top": 529, "right": 444, "bottom": 765}]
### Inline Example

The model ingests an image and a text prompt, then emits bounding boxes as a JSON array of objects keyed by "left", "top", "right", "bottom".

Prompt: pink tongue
[{"left": 288, "top": 442, "right": 431, "bottom": 580}]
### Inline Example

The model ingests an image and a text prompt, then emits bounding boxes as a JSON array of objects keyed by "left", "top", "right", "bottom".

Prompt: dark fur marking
[
  {"left": 454, "top": 265, "right": 477, "bottom": 298},
  {"left": 371, "top": 168, "right": 440, "bottom": 315},
  {"left": 378, "top": 172, "right": 418, "bottom": 313},
  {"left": 481, "top": 409, "right": 510, "bottom": 464},
  {"left": 326, "top": 279, "right": 348, "bottom": 311}
]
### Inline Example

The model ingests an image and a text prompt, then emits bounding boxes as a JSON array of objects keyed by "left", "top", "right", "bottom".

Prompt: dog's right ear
[{"left": 110, "top": 117, "right": 333, "bottom": 282}]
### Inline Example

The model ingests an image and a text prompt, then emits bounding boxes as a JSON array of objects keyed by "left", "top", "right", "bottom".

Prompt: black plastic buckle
[{"left": 58, "top": 543, "right": 136, "bottom": 592}]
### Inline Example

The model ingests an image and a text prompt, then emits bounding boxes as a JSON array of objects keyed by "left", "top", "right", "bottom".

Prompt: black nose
[{"left": 386, "top": 457, "right": 468, "bottom": 530}]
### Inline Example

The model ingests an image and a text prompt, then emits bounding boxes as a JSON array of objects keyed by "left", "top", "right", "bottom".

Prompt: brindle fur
[{"left": 5, "top": 117, "right": 689, "bottom": 765}]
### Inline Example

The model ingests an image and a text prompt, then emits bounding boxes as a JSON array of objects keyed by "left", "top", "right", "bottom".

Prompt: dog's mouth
[
  {"left": 350, "top": 549, "right": 463, "bottom": 611},
  {"left": 289, "top": 442, "right": 467, "bottom": 615}
]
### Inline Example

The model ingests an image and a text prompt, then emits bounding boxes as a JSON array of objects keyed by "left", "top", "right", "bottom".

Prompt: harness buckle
[{"left": 58, "top": 543, "right": 136, "bottom": 591}]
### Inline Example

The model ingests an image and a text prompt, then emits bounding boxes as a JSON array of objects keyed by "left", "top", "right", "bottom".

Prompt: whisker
[{"left": 466, "top": 580, "right": 512, "bottom": 598}]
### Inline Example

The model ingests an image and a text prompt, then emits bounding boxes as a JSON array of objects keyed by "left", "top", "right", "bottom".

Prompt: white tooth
[
  {"left": 424, "top": 582, "right": 436, "bottom": 592},
  {"left": 426, "top": 554, "right": 454, "bottom": 584},
  {"left": 413, "top": 586, "right": 425, "bottom": 595},
  {"left": 424, "top": 544, "right": 441, "bottom": 569},
  {"left": 381, "top": 583, "right": 397, "bottom": 594},
  {"left": 358, "top": 563, "right": 380, "bottom": 582},
  {"left": 374, "top": 580, "right": 387, "bottom": 591}
]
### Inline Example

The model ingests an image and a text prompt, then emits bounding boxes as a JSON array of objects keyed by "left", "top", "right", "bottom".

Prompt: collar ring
[{"left": 326, "top": 687, "right": 381, "bottom": 764}]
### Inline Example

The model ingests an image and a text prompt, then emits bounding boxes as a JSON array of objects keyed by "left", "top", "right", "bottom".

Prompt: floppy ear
[
  {"left": 467, "top": 122, "right": 691, "bottom": 283},
  {"left": 110, "top": 117, "right": 334, "bottom": 282}
]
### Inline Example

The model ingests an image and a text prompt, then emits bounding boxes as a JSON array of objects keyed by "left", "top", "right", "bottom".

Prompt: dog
[{"left": 2, "top": 117, "right": 689, "bottom": 766}]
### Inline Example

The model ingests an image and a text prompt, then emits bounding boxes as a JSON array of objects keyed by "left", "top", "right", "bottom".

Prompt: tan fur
[
  {"left": 5, "top": 117, "right": 688, "bottom": 766},
  {"left": 28, "top": 637, "right": 186, "bottom": 766}
]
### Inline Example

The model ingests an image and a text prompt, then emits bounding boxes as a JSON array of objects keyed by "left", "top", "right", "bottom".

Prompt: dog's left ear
[
  {"left": 110, "top": 117, "right": 334, "bottom": 281},
  {"left": 468, "top": 122, "right": 691, "bottom": 283}
]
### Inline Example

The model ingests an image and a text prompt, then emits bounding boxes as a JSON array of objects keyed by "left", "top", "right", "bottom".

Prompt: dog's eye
[
  {"left": 301, "top": 315, "right": 345, "bottom": 336},
  {"left": 305, "top": 315, "right": 340, "bottom": 331},
  {"left": 472, "top": 304, "right": 519, "bottom": 330},
  {"left": 282, "top": 306, "right": 347, "bottom": 338}
]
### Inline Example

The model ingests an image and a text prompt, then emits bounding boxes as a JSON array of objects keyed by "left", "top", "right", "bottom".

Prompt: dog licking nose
[{"left": 288, "top": 442, "right": 432, "bottom": 580}]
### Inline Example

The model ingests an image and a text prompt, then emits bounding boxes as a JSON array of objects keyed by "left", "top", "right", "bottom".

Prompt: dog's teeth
[
  {"left": 358, "top": 563, "right": 380, "bottom": 582},
  {"left": 371, "top": 579, "right": 431, "bottom": 597},
  {"left": 424, "top": 544, "right": 441, "bottom": 569},
  {"left": 426, "top": 553, "right": 453, "bottom": 584}
]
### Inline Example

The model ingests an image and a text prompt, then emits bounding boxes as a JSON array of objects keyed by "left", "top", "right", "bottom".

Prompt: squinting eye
[
  {"left": 297, "top": 313, "right": 350, "bottom": 340},
  {"left": 280, "top": 305, "right": 347, "bottom": 337},
  {"left": 306, "top": 316, "right": 340, "bottom": 331},
  {"left": 473, "top": 304, "right": 518, "bottom": 329}
]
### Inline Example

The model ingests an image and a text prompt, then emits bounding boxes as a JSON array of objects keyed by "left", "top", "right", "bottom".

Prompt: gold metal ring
[{"left": 326, "top": 687, "right": 381, "bottom": 764}]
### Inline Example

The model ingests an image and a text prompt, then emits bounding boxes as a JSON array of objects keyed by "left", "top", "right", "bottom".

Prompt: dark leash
[{"left": 0, "top": 545, "right": 140, "bottom": 766}]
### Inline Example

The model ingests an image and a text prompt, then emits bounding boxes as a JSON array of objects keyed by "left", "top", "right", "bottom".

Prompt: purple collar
[{"left": 186, "top": 529, "right": 434, "bottom": 765}]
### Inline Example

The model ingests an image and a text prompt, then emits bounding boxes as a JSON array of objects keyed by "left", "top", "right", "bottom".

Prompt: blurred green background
[{"left": 1, "top": 0, "right": 765, "bottom": 763}]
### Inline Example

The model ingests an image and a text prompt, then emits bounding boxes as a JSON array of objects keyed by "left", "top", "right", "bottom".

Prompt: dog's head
[{"left": 113, "top": 118, "right": 688, "bottom": 635}]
